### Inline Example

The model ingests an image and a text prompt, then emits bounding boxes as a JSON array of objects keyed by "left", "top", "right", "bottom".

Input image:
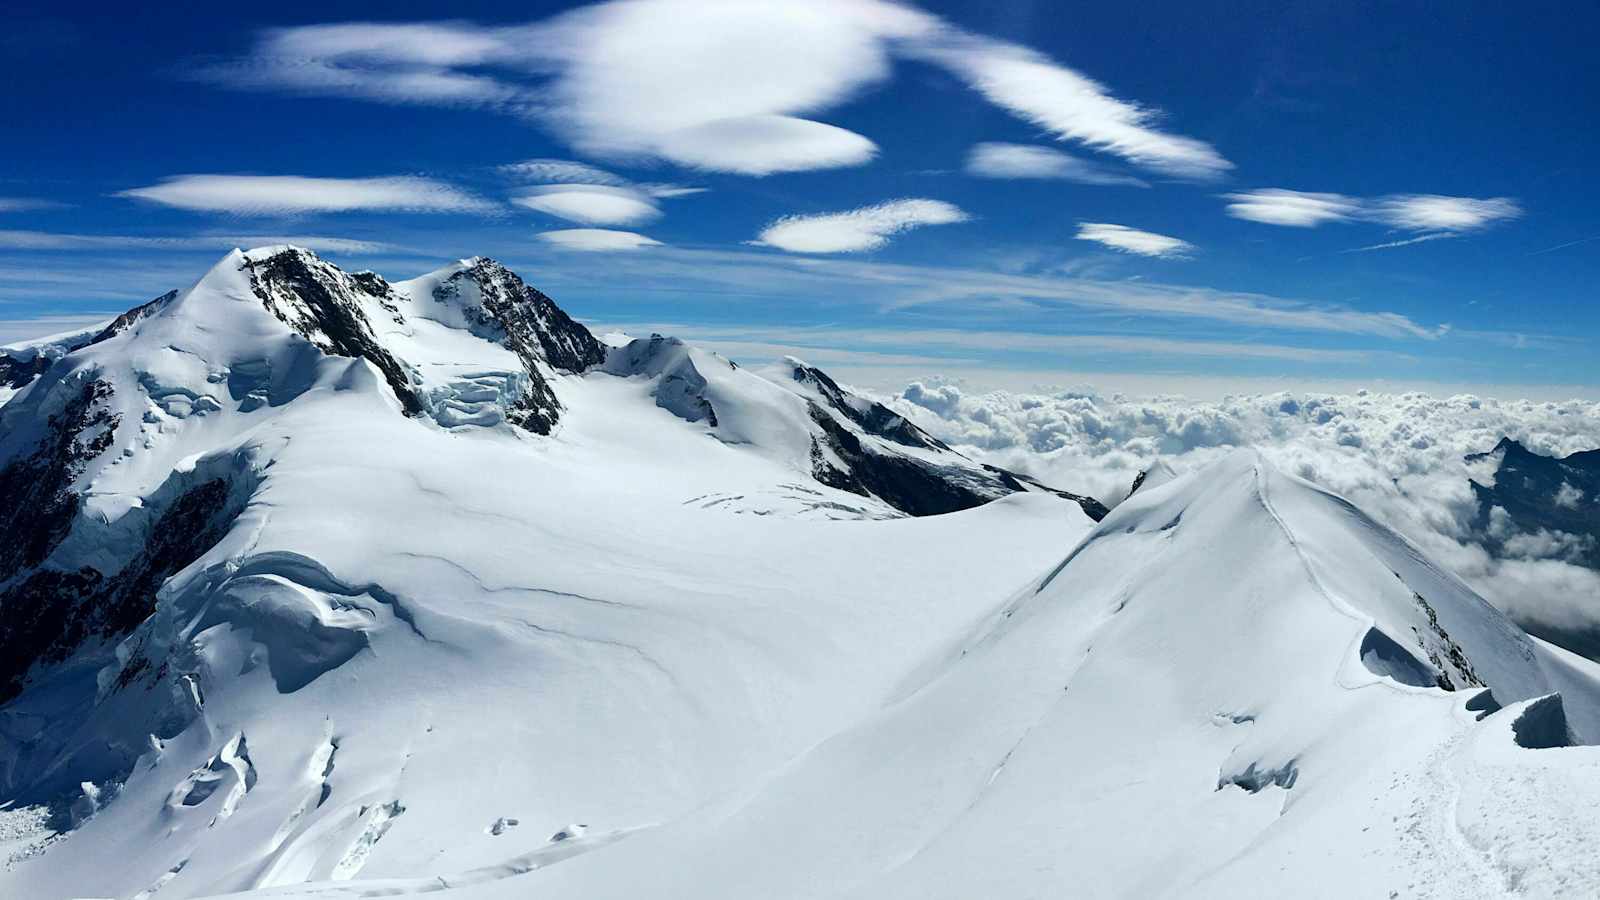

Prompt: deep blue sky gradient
[{"left": 3, "top": 1, "right": 1596, "bottom": 396}]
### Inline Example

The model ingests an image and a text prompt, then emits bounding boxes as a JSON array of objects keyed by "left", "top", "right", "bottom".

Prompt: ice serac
[{"left": 396, "top": 256, "right": 607, "bottom": 434}]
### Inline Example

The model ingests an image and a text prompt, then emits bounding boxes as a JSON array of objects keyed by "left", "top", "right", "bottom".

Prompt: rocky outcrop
[
  {"left": 425, "top": 258, "right": 607, "bottom": 434},
  {"left": 242, "top": 249, "right": 424, "bottom": 416}
]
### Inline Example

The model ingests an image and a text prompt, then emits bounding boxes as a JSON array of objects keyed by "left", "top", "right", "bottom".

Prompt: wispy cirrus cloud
[
  {"left": 0, "top": 230, "right": 1473, "bottom": 345},
  {"left": 1075, "top": 223, "right": 1195, "bottom": 259},
  {"left": 964, "top": 143, "right": 1148, "bottom": 186},
  {"left": 751, "top": 199, "right": 968, "bottom": 253},
  {"left": 1370, "top": 194, "right": 1522, "bottom": 232},
  {"left": 594, "top": 321, "right": 1402, "bottom": 366},
  {"left": 1223, "top": 189, "right": 1362, "bottom": 227},
  {"left": 536, "top": 228, "right": 662, "bottom": 251},
  {"left": 1528, "top": 234, "right": 1600, "bottom": 256},
  {"left": 0, "top": 229, "right": 398, "bottom": 253},
  {"left": 1340, "top": 232, "right": 1460, "bottom": 254},
  {"left": 1226, "top": 187, "right": 1522, "bottom": 235},
  {"left": 0, "top": 198, "right": 66, "bottom": 213},
  {"left": 499, "top": 158, "right": 629, "bottom": 186},
  {"left": 0, "top": 315, "right": 120, "bottom": 347},
  {"left": 523, "top": 245, "right": 1447, "bottom": 339},
  {"left": 198, "top": 1, "right": 1230, "bottom": 178},
  {"left": 116, "top": 175, "right": 498, "bottom": 215},
  {"left": 907, "top": 33, "right": 1231, "bottom": 179}
]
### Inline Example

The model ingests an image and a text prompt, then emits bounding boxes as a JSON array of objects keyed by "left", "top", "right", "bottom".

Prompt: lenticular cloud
[
  {"left": 205, "top": 0, "right": 1233, "bottom": 179},
  {"left": 752, "top": 199, "right": 968, "bottom": 253}
]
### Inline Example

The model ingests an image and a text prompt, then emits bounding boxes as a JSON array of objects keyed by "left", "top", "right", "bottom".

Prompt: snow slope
[
  {"left": 256, "top": 451, "right": 1595, "bottom": 900},
  {"left": 2, "top": 248, "right": 1598, "bottom": 899}
]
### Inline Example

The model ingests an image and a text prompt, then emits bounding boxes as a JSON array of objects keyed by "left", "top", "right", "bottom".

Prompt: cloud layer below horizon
[{"left": 882, "top": 380, "right": 1600, "bottom": 648}]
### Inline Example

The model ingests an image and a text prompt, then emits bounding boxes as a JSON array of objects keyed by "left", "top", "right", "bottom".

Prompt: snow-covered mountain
[
  {"left": 0, "top": 248, "right": 1104, "bottom": 700},
  {"left": 2, "top": 248, "right": 1598, "bottom": 899}
]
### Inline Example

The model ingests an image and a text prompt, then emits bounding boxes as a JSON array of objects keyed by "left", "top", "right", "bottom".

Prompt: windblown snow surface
[{"left": 2, "top": 249, "right": 1599, "bottom": 899}]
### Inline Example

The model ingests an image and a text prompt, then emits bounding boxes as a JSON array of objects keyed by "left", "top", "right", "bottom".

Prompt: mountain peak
[
  {"left": 1496, "top": 435, "right": 1529, "bottom": 453},
  {"left": 240, "top": 243, "right": 321, "bottom": 264}
]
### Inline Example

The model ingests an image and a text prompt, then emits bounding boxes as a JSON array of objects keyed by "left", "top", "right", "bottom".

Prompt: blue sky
[{"left": 3, "top": 0, "right": 1596, "bottom": 397}]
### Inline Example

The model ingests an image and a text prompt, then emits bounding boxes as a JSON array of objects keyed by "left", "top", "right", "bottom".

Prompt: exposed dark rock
[
  {"left": 0, "top": 469, "right": 249, "bottom": 703},
  {"left": 0, "top": 291, "right": 178, "bottom": 398},
  {"left": 0, "top": 352, "right": 53, "bottom": 391},
  {"left": 87, "top": 290, "right": 178, "bottom": 346},
  {"left": 242, "top": 249, "right": 424, "bottom": 416},
  {"left": 789, "top": 361, "right": 950, "bottom": 451},
  {"left": 983, "top": 465, "right": 1108, "bottom": 521},
  {"left": 807, "top": 403, "right": 990, "bottom": 516},
  {"left": 427, "top": 258, "right": 607, "bottom": 435},
  {"left": 1390, "top": 572, "right": 1484, "bottom": 693},
  {"left": 1129, "top": 469, "right": 1150, "bottom": 497},
  {"left": 786, "top": 360, "right": 1106, "bottom": 520},
  {"left": 806, "top": 403, "right": 1104, "bottom": 519},
  {"left": 0, "top": 377, "right": 117, "bottom": 576}
]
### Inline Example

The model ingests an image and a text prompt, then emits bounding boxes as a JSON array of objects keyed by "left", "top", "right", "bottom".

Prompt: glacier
[{"left": 0, "top": 247, "right": 1597, "bottom": 899}]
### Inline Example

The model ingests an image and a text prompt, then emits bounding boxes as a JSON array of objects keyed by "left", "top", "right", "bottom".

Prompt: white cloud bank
[
  {"left": 964, "top": 142, "right": 1148, "bottom": 186},
  {"left": 1075, "top": 222, "right": 1195, "bottom": 259},
  {"left": 752, "top": 199, "right": 968, "bottom": 253},
  {"left": 880, "top": 381, "right": 1600, "bottom": 648},
  {"left": 205, "top": 1, "right": 1230, "bottom": 178},
  {"left": 536, "top": 228, "right": 662, "bottom": 251},
  {"left": 1226, "top": 188, "right": 1522, "bottom": 233},
  {"left": 117, "top": 175, "right": 497, "bottom": 215}
]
